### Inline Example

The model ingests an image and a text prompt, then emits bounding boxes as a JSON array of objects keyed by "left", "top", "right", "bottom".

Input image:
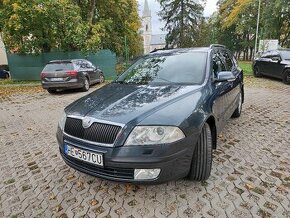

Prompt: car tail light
[
  {"left": 40, "top": 72, "right": 48, "bottom": 79},
  {"left": 66, "top": 71, "right": 78, "bottom": 76}
]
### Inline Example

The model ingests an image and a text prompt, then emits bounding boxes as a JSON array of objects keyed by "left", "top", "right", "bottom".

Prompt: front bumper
[{"left": 57, "top": 127, "right": 199, "bottom": 184}]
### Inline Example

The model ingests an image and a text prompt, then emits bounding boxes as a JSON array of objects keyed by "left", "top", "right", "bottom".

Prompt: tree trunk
[
  {"left": 250, "top": 47, "right": 253, "bottom": 60},
  {"left": 88, "top": 0, "right": 96, "bottom": 25},
  {"left": 180, "top": 0, "right": 184, "bottom": 47}
]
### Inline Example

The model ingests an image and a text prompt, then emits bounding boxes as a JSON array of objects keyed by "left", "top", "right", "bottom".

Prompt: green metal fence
[{"left": 7, "top": 50, "right": 117, "bottom": 80}]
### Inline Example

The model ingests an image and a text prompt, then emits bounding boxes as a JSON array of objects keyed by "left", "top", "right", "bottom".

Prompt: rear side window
[{"left": 43, "top": 63, "right": 74, "bottom": 71}]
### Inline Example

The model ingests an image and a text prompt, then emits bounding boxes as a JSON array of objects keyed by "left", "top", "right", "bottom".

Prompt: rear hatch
[{"left": 41, "top": 61, "right": 77, "bottom": 82}]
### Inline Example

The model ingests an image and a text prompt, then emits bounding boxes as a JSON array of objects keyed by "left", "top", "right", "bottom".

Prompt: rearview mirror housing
[{"left": 215, "top": 71, "right": 236, "bottom": 82}]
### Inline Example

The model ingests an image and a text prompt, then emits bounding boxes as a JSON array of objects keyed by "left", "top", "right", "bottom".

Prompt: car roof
[
  {"left": 148, "top": 45, "right": 226, "bottom": 56},
  {"left": 48, "top": 59, "right": 87, "bottom": 63}
]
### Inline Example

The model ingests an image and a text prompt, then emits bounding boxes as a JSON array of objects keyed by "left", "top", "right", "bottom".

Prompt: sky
[{"left": 138, "top": 0, "right": 219, "bottom": 34}]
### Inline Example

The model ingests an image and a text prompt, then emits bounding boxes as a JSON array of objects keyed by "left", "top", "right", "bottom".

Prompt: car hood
[{"left": 65, "top": 83, "right": 202, "bottom": 125}]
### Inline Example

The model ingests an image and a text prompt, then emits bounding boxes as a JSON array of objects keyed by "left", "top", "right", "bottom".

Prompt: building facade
[{"left": 140, "top": 0, "right": 166, "bottom": 54}]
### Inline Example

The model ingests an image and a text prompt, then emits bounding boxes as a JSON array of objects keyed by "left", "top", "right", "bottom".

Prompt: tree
[
  {"left": 0, "top": 0, "right": 91, "bottom": 53},
  {"left": 158, "top": 0, "right": 204, "bottom": 48},
  {"left": 0, "top": 0, "right": 143, "bottom": 56},
  {"left": 94, "top": 0, "right": 143, "bottom": 57}
]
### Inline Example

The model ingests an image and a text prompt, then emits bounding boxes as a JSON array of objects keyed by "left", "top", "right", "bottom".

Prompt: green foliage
[
  {"left": 0, "top": 0, "right": 90, "bottom": 53},
  {"left": 94, "top": 0, "right": 143, "bottom": 56},
  {"left": 0, "top": 0, "right": 142, "bottom": 56},
  {"left": 239, "top": 61, "right": 252, "bottom": 76},
  {"left": 158, "top": 0, "right": 204, "bottom": 48},
  {"left": 214, "top": 0, "right": 290, "bottom": 60}
]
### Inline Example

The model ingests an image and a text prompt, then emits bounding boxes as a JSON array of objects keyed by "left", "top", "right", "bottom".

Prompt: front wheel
[
  {"left": 81, "top": 77, "right": 90, "bottom": 92},
  {"left": 188, "top": 123, "right": 212, "bottom": 181},
  {"left": 282, "top": 69, "right": 290, "bottom": 85},
  {"left": 99, "top": 73, "right": 105, "bottom": 83}
]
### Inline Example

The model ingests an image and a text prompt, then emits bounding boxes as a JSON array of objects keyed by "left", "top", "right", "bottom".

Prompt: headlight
[
  {"left": 125, "top": 126, "right": 185, "bottom": 145},
  {"left": 58, "top": 111, "right": 67, "bottom": 131}
]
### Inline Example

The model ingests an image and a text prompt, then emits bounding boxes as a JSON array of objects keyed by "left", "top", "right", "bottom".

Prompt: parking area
[{"left": 0, "top": 78, "right": 290, "bottom": 218}]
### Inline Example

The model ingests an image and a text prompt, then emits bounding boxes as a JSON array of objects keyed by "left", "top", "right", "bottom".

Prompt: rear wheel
[
  {"left": 282, "top": 69, "right": 290, "bottom": 85},
  {"left": 188, "top": 123, "right": 212, "bottom": 181},
  {"left": 82, "top": 77, "right": 90, "bottom": 91},
  {"left": 47, "top": 88, "right": 57, "bottom": 94},
  {"left": 4, "top": 73, "right": 9, "bottom": 79},
  {"left": 232, "top": 92, "right": 242, "bottom": 118},
  {"left": 253, "top": 66, "right": 262, "bottom": 77}
]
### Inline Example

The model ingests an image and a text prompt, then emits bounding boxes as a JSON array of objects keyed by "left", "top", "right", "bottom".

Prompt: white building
[
  {"left": 140, "top": 0, "right": 166, "bottom": 54},
  {"left": 0, "top": 35, "right": 8, "bottom": 65}
]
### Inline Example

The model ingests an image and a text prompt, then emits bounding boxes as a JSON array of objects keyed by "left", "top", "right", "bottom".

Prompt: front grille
[
  {"left": 65, "top": 154, "right": 134, "bottom": 179},
  {"left": 64, "top": 117, "right": 122, "bottom": 144}
]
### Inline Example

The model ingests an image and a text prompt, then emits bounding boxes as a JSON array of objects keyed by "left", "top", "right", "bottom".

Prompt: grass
[
  {"left": 239, "top": 61, "right": 253, "bottom": 76},
  {"left": 0, "top": 79, "right": 40, "bottom": 86}
]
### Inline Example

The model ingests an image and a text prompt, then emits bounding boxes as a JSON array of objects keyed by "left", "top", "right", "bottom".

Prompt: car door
[
  {"left": 267, "top": 51, "right": 285, "bottom": 79},
  {"left": 224, "top": 50, "right": 241, "bottom": 117},
  {"left": 258, "top": 51, "right": 272, "bottom": 75},
  {"left": 220, "top": 49, "right": 240, "bottom": 120},
  {"left": 211, "top": 49, "right": 231, "bottom": 131},
  {"left": 84, "top": 61, "right": 96, "bottom": 83}
]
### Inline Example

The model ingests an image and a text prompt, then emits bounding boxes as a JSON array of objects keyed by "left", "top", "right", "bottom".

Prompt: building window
[{"left": 146, "top": 24, "right": 148, "bottom": 31}]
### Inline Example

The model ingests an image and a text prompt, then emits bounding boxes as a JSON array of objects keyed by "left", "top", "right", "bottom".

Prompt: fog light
[{"left": 134, "top": 169, "right": 161, "bottom": 180}]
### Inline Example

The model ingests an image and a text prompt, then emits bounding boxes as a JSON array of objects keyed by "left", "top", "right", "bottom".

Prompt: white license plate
[
  {"left": 50, "top": 78, "right": 63, "bottom": 81},
  {"left": 64, "top": 144, "right": 103, "bottom": 166}
]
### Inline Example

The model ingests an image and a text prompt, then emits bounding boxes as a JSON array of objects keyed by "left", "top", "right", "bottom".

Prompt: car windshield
[
  {"left": 43, "top": 62, "right": 74, "bottom": 72},
  {"left": 280, "top": 51, "right": 290, "bottom": 60},
  {"left": 116, "top": 52, "right": 207, "bottom": 85}
]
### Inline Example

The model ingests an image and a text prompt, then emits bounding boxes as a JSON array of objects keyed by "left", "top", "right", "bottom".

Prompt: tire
[
  {"left": 4, "top": 73, "right": 9, "bottom": 79},
  {"left": 82, "top": 77, "right": 90, "bottom": 91},
  {"left": 232, "top": 91, "right": 242, "bottom": 118},
  {"left": 253, "top": 66, "right": 262, "bottom": 77},
  {"left": 188, "top": 123, "right": 212, "bottom": 181},
  {"left": 99, "top": 73, "right": 105, "bottom": 83},
  {"left": 282, "top": 69, "right": 290, "bottom": 85},
  {"left": 47, "top": 89, "right": 57, "bottom": 94}
]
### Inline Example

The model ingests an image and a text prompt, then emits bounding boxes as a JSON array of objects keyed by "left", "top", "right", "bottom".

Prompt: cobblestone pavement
[{"left": 0, "top": 78, "right": 290, "bottom": 218}]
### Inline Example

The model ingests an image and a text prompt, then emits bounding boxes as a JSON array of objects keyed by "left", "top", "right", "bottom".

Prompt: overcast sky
[{"left": 138, "top": 0, "right": 219, "bottom": 34}]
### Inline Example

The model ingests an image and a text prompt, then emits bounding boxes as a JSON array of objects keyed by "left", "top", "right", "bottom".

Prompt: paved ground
[{"left": 0, "top": 78, "right": 290, "bottom": 218}]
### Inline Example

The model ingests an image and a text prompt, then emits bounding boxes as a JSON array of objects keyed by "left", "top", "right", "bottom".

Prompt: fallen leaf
[
  {"left": 54, "top": 204, "right": 63, "bottom": 212},
  {"left": 245, "top": 183, "right": 254, "bottom": 191},
  {"left": 90, "top": 199, "right": 99, "bottom": 206},
  {"left": 66, "top": 175, "right": 75, "bottom": 180},
  {"left": 49, "top": 193, "right": 56, "bottom": 200}
]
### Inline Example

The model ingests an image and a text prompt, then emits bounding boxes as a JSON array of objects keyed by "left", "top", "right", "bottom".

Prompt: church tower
[{"left": 141, "top": 0, "right": 152, "bottom": 54}]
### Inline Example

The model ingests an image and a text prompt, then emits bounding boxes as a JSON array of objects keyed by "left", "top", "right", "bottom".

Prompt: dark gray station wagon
[
  {"left": 41, "top": 59, "right": 104, "bottom": 94},
  {"left": 57, "top": 45, "right": 244, "bottom": 183}
]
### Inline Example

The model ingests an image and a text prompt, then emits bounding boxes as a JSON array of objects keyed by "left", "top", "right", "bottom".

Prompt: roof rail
[
  {"left": 210, "top": 44, "right": 226, "bottom": 49},
  {"left": 149, "top": 48, "right": 169, "bottom": 53}
]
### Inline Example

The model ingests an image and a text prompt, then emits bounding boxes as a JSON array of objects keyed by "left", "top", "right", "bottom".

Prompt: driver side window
[{"left": 212, "top": 50, "right": 226, "bottom": 78}]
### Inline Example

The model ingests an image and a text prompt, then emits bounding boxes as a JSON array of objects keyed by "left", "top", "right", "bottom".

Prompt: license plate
[
  {"left": 50, "top": 78, "right": 63, "bottom": 81},
  {"left": 64, "top": 144, "right": 103, "bottom": 166}
]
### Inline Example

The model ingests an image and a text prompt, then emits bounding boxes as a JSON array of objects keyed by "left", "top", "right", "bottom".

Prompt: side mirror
[
  {"left": 272, "top": 56, "right": 281, "bottom": 62},
  {"left": 215, "top": 71, "right": 236, "bottom": 82}
]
